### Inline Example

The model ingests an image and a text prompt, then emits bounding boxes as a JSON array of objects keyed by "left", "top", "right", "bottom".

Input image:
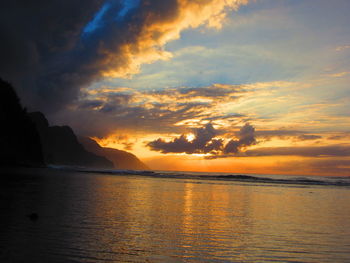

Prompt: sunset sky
[{"left": 1, "top": 0, "right": 350, "bottom": 175}]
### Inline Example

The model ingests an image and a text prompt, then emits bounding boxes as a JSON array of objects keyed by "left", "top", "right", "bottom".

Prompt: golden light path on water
[
  {"left": 88, "top": 173, "right": 350, "bottom": 262},
  {"left": 1, "top": 169, "right": 350, "bottom": 262}
]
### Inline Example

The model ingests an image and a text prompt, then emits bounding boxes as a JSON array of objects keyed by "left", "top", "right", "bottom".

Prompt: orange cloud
[{"left": 99, "top": 0, "right": 249, "bottom": 78}]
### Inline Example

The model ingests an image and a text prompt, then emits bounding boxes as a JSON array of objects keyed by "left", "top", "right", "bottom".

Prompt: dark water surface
[{"left": 1, "top": 168, "right": 350, "bottom": 262}]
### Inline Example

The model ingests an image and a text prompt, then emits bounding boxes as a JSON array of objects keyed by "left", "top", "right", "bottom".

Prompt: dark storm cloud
[
  {"left": 0, "top": 0, "right": 105, "bottom": 110},
  {"left": 0, "top": 0, "right": 248, "bottom": 114},
  {"left": 0, "top": 0, "right": 177, "bottom": 111},
  {"left": 147, "top": 123, "right": 256, "bottom": 155}
]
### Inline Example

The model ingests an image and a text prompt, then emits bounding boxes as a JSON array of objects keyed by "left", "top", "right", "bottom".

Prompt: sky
[{"left": 1, "top": 0, "right": 350, "bottom": 176}]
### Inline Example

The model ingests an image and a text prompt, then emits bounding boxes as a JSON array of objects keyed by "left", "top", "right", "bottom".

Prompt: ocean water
[{"left": 1, "top": 167, "right": 350, "bottom": 262}]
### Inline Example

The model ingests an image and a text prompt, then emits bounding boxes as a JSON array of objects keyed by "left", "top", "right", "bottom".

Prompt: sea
[{"left": 1, "top": 167, "right": 350, "bottom": 262}]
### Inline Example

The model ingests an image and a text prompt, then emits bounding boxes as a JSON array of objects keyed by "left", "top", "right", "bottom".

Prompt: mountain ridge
[
  {"left": 0, "top": 77, "right": 149, "bottom": 171},
  {"left": 29, "top": 112, "right": 114, "bottom": 169},
  {"left": 78, "top": 136, "right": 150, "bottom": 170}
]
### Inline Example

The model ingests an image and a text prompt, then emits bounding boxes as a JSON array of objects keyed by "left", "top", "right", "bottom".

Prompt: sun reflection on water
[{"left": 2, "top": 170, "right": 350, "bottom": 262}]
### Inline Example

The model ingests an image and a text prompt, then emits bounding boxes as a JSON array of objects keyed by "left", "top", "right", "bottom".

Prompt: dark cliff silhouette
[
  {"left": 79, "top": 137, "right": 149, "bottom": 170},
  {"left": 0, "top": 79, "right": 44, "bottom": 166},
  {"left": 0, "top": 78, "right": 146, "bottom": 170},
  {"left": 29, "top": 112, "right": 114, "bottom": 169}
]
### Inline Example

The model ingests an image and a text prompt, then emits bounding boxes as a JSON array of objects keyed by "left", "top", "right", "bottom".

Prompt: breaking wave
[{"left": 49, "top": 165, "right": 350, "bottom": 187}]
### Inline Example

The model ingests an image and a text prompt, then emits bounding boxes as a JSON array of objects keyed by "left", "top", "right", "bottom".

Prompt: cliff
[
  {"left": 79, "top": 136, "right": 149, "bottom": 170},
  {"left": 0, "top": 79, "right": 44, "bottom": 166},
  {"left": 29, "top": 112, "right": 114, "bottom": 169}
]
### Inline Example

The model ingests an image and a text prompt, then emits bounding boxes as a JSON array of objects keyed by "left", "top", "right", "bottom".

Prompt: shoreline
[{"left": 2, "top": 165, "right": 350, "bottom": 188}]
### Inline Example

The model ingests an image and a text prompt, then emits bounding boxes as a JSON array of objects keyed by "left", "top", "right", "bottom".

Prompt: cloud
[
  {"left": 0, "top": 0, "right": 104, "bottom": 110},
  {"left": 96, "top": 133, "right": 135, "bottom": 151},
  {"left": 0, "top": 0, "right": 248, "bottom": 113},
  {"left": 147, "top": 123, "right": 256, "bottom": 156},
  {"left": 296, "top": 134, "right": 322, "bottom": 141},
  {"left": 245, "top": 145, "right": 350, "bottom": 158},
  {"left": 54, "top": 83, "right": 248, "bottom": 136},
  {"left": 147, "top": 123, "right": 222, "bottom": 154},
  {"left": 154, "top": 84, "right": 246, "bottom": 100},
  {"left": 224, "top": 123, "right": 256, "bottom": 153},
  {"left": 328, "top": 132, "right": 350, "bottom": 141},
  {"left": 78, "top": 100, "right": 104, "bottom": 110},
  {"left": 256, "top": 129, "right": 322, "bottom": 141},
  {"left": 335, "top": 45, "right": 350, "bottom": 52},
  {"left": 327, "top": 71, "right": 350, "bottom": 78}
]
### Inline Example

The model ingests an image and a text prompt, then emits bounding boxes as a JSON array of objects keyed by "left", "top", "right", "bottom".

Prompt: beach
[{"left": 1, "top": 168, "right": 350, "bottom": 262}]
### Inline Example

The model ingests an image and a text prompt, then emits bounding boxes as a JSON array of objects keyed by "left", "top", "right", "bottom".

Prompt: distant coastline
[{"left": 0, "top": 78, "right": 148, "bottom": 170}]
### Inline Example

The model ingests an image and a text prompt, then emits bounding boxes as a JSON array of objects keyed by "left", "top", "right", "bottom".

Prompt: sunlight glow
[{"left": 186, "top": 133, "right": 195, "bottom": 142}]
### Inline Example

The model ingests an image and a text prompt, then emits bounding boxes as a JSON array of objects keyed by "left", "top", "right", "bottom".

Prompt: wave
[{"left": 49, "top": 165, "right": 350, "bottom": 187}]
